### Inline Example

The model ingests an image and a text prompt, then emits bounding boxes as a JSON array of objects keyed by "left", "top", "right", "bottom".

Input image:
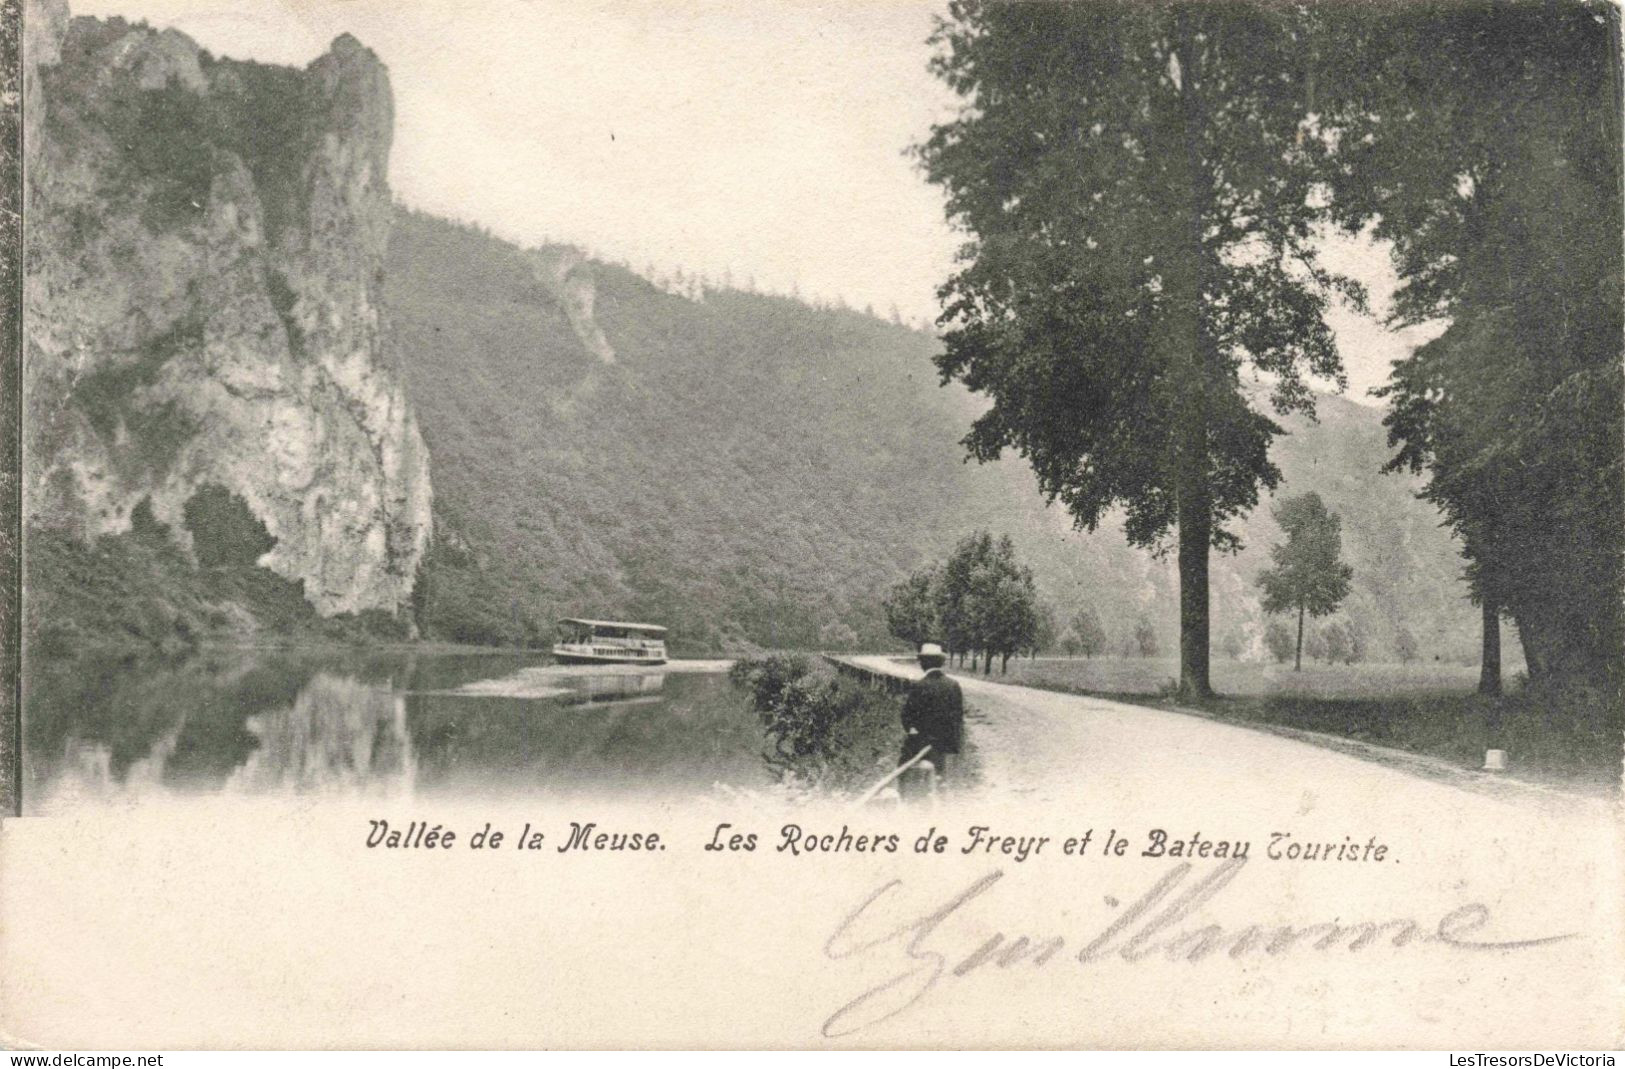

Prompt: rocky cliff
[{"left": 23, "top": 2, "right": 431, "bottom": 619}]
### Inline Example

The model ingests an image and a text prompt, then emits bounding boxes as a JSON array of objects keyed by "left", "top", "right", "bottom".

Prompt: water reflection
[
  {"left": 226, "top": 673, "right": 416, "bottom": 796},
  {"left": 23, "top": 651, "right": 760, "bottom": 813},
  {"left": 576, "top": 672, "right": 666, "bottom": 705}
]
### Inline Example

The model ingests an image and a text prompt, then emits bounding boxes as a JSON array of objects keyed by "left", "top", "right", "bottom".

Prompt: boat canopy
[{"left": 557, "top": 618, "right": 668, "bottom": 636}]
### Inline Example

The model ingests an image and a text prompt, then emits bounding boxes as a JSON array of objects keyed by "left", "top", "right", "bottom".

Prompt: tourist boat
[{"left": 552, "top": 619, "right": 668, "bottom": 665}]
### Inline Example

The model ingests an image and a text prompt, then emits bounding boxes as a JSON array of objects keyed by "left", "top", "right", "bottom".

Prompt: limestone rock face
[
  {"left": 529, "top": 246, "right": 616, "bottom": 364},
  {"left": 24, "top": 7, "right": 431, "bottom": 617}
]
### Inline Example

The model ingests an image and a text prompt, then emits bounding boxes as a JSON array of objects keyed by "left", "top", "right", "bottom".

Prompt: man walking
[{"left": 900, "top": 641, "right": 964, "bottom": 788}]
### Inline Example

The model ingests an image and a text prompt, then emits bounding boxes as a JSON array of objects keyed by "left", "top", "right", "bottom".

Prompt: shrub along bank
[{"left": 729, "top": 654, "right": 905, "bottom": 795}]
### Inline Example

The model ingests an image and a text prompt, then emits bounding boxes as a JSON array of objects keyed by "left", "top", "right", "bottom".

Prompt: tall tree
[
  {"left": 1256, "top": 492, "right": 1353, "bottom": 671},
  {"left": 918, "top": 1, "right": 1360, "bottom": 699},
  {"left": 1324, "top": 2, "right": 1622, "bottom": 690}
]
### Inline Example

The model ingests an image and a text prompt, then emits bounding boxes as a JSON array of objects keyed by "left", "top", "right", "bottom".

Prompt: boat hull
[{"left": 552, "top": 648, "right": 668, "bottom": 666}]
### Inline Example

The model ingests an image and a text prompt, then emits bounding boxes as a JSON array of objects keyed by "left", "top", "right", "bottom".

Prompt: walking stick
[{"left": 852, "top": 745, "right": 933, "bottom": 808}]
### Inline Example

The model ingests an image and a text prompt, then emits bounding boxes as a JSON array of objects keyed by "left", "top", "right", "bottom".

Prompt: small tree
[
  {"left": 1305, "top": 626, "right": 1330, "bottom": 665},
  {"left": 1071, "top": 608, "right": 1107, "bottom": 659},
  {"left": 1059, "top": 627, "right": 1082, "bottom": 657},
  {"left": 1393, "top": 627, "right": 1420, "bottom": 664},
  {"left": 1257, "top": 492, "right": 1354, "bottom": 671},
  {"left": 1264, "top": 620, "right": 1296, "bottom": 664}
]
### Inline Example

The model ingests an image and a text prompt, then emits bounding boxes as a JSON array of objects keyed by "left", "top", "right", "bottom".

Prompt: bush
[
  {"left": 729, "top": 655, "right": 902, "bottom": 790},
  {"left": 729, "top": 654, "right": 813, "bottom": 726},
  {"left": 1264, "top": 620, "right": 1296, "bottom": 663}
]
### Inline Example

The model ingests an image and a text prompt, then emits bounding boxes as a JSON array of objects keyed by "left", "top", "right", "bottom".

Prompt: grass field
[
  {"left": 983, "top": 655, "right": 1500, "bottom": 700},
  {"left": 954, "top": 655, "right": 1620, "bottom": 792}
]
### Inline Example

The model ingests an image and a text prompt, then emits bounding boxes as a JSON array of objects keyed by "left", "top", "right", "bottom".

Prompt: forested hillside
[{"left": 386, "top": 209, "right": 1480, "bottom": 660}]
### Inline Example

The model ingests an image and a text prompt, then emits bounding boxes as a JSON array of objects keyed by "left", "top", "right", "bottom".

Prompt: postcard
[{"left": 3, "top": 0, "right": 1620, "bottom": 1050}]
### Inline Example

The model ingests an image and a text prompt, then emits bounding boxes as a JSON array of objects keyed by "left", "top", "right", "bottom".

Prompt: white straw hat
[{"left": 918, "top": 642, "right": 945, "bottom": 658}]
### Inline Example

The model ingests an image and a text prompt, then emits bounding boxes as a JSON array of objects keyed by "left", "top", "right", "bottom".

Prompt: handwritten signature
[{"left": 821, "top": 859, "right": 1575, "bottom": 1038}]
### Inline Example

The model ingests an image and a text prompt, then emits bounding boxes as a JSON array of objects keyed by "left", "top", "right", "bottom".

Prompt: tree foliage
[
  {"left": 885, "top": 531, "right": 1040, "bottom": 672},
  {"left": 1257, "top": 492, "right": 1353, "bottom": 670},
  {"left": 1264, "top": 619, "right": 1295, "bottom": 664},
  {"left": 953, "top": 532, "right": 1040, "bottom": 672},
  {"left": 1321, "top": 2, "right": 1622, "bottom": 688},
  {"left": 1258, "top": 493, "right": 1353, "bottom": 618},
  {"left": 917, "top": 0, "right": 1361, "bottom": 697},
  {"left": 1321, "top": 619, "right": 1365, "bottom": 666},
  {"left": 882, "top": 566, "right": 940, "bottom": 649},
  {"left": 729, "top": 655, "right": 904, "bottom": 791}
]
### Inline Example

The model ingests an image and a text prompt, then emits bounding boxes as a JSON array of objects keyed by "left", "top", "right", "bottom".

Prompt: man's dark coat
[{"left": 901, "top": 668, "right": 964, "bottom": 760}]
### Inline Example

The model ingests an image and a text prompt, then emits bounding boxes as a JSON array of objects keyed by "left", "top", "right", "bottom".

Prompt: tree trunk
[
  {"left": 1515, "top": 617, "right": 1544, "bottom": 681},
  {"left": 1172, "top": 23, "right": 1214, "bottom": 702},
  {"left": 1478, "top": 598, "right": 1502, "bottom": 696},
  {"left": 1177, "top": 466, "right": 1212, "bottom": 698},
  {"left": 1001, "top": 652, "right": 1011, "bottom": 673},
  {"left": 1294, "top": 604, "right": 1304, "bottom": 672}
]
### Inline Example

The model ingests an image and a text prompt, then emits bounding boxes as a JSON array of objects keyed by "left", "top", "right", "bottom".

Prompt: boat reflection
[{"left": 571, "top": 672, "right": 667, "bottom": 706}]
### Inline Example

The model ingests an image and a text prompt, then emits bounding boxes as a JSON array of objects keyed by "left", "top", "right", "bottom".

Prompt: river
[{"left": 21, "top": 650, "right": 763, "bottom": 814}]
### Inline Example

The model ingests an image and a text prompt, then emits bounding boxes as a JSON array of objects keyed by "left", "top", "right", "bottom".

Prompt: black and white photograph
[{"left": 2, "top": 0, "right": 1621, "bottom": 1051}]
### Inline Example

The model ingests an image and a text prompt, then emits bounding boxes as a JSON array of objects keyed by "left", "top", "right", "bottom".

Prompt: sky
[{"left": 75, "top": 0, "right": 1442, "bottom": 402}]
